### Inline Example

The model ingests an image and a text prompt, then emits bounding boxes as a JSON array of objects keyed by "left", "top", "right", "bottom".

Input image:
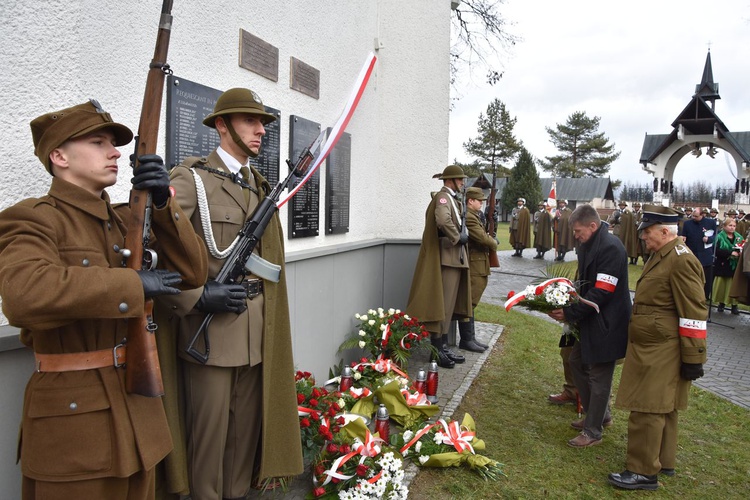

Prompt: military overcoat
[
  {"left": 509, "top": 206, "right": 531, "bottom": 248},
  {"left": 554, "top": 207, "right": 575, "bottom": 250},
  {"left": 618, "top": 209, "right": 639, "bottom": 259},
  {"left": 165, "top": 151, "right": 303, "bottom": 481},
  {"left": 615, "top": 238, "right": 708, "bottom": 413},
  {"left": 0, "top": 178, "right": 208, "bottom": 482},
  {"left": 533, "top": 208, "right": 552, "bottom": 251},
  {"left": 466, "top": 207, "right": 497, "bottom": 305}
]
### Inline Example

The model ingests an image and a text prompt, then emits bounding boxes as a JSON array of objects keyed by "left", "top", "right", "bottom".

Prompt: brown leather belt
[
  {"left": 242, "top": 278, "right": 264, "bottom": 299},
  {"left": 35, "top": 344, "right": 126, "bottom": 372}
]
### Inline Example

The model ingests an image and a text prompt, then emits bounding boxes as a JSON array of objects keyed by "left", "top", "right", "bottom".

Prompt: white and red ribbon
[
  {"left": 353, "top": 355, "right": 408, "bottom": 379},
  {"left": 399, "top": 422, "right": 436, "bottom": 455},
  {"left": 278, "top": 53, "right": 377, "bottom": 208},
  {"left": 401, "top": 389, "right": 430, "bottom": 406},
  {"left": 436, "top": 419, "right": 476, "bottom": 454}
]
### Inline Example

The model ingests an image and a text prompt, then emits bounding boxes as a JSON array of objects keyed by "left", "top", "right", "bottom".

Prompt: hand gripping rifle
[
  {"left": 485, "top": 168, "right": 500, "bottom": 268},
  {"left": 122, "top": 0, "right": 174, "bottom": 397},
  {"left": 185, "top": 131, "right": 325, "bottom": 364}
]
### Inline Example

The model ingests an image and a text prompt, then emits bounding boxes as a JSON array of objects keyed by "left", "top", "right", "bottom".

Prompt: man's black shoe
[
  {"left": 459, "top": 338, "right": 486, "bottom": 352},
  {"left": 608, "top": 470, "right": 658, "bottom": 490},
  {"left": 660, "top": 468, "right": 675, "bottom": 477},
  {"left": 442, "top": 346, "right": 465, "bottom": 363},
  {"left": 433, "top": 349, "right": 455, "bottom": 369}
]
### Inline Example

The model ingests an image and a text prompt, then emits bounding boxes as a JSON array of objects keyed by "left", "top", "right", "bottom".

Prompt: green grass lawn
[{"left": 406, "top": 303, "right": 750, "bottom": 499}]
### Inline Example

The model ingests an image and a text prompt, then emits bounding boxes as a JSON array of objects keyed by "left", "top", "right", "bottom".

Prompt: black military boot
[
  {"left": 731, "top": 304, "right": 739, "bottom": 315},
  {"left": 431, "top": 335, "right": 454, "bottom": 369},
  {"left": 458, "top": 320, "right": 485, "bottom": 352},
  {"left": 533, "top": 251, "right": 543, "bottom": 259},
  {"left": 469, "top": 317, "right": 489, "bottom": 349},
  {"left": 441, "top": 335, "right": 465, "bottom": 364},
  {"left": 717, "top": 303, "right": 725, "bottom": 312}
]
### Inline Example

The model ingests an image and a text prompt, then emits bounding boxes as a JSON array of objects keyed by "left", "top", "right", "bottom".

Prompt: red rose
[
  {"left": 336, "top": 416, "right": 346, "bottom": 425},
  {"left": 313, "top": 486, "right": 326, "bottom": 497},
  {"left": 507, "top": 291, "right": 515, "bottom": 299},
  {"left": 356, "top": 464, "right": 369, "bottom": 477},
  {"left": 314, "top": 464, "right": 326, "bottom": 476},
  {"left": 309, "top": 398, "right": 319, "bottom": 407},
  {"left": 405, "top": 342, "right": 411, "bottom": 349},
  {"left": 300, "top": 418, "right": 310, "bottom": 428},
  {"left": 340, "top": 444, "right": 351, "bottom": 454},
  {"left": 327, "top": 443, "right": 339, "bottom": 454},
  {"left": 331, "top": 401, "right": 341, "bottom": 412},
  {"left": 310, "top": 412, "right": 320, "bottom": 421},
  {"left": 297, "top": 394, "right": 305, "bottom": 404}
]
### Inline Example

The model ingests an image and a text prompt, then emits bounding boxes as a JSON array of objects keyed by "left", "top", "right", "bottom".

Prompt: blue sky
[{"left": 449, "top": 0, "right": 750, "bottom": 189}]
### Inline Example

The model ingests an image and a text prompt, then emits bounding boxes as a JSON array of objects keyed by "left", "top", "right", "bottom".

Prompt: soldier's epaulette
[{"left": 674, "top": 244, "right": 692, "bottom": 256}]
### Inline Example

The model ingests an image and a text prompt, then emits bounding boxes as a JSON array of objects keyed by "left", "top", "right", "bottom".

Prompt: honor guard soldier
[{"left": 510, "top": 197, "right": 531, "bottom": 257}]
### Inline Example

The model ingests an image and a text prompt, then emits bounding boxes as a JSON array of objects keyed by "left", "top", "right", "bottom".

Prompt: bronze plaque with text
[
  {"left": 290, "top": 56, "right": 320, "bottom": 99},
  {"left": 239, "top": 29, "right": 279, "bottom": 82}
]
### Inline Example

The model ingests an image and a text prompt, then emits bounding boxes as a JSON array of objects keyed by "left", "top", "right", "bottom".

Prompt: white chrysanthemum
[
  {"left": 402, "top": 430, "right": 414, "bottom": 442},
  {"left": 358, "top": 340, "right": 366, "bottom": 348}
]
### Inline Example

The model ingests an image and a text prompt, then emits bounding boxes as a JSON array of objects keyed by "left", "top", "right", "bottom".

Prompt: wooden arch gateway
[{"left": 639, "top": 51, "right": 750, "bottom": 206}]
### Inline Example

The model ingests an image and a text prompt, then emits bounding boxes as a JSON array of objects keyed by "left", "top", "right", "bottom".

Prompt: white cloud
[{"left": 449, "top": 0, "right": 750, "bottom": 189}]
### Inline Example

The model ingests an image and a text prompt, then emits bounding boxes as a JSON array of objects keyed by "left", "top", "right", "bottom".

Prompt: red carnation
[
  {"left": 507, "top": 291, "right": 515, "bottom": 299},
  {"left": 300, "top": 418, "right": 310, "bottom": 428}
]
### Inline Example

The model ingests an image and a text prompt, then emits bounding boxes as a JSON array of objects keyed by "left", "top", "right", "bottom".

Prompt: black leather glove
[
  {"left": 458, "top": 231, "right": 469, "bottom": 245},
  {"left": 680, "top": 363, "right": 704, "bottom": 381},
  {"left": 131, "top": 154, "right": 170, "bottom": 208},
  {"left": 137, "top": 269, "right": 182, "bottom": 298},
  {"left": 196, "top": 280, "right": 247, "bottom": 314}
]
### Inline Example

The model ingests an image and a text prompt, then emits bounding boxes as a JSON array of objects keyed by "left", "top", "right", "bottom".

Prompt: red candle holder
[
  {"left": 340, "top": 366, "right": 353, "bottom": 392},
  {"left": 374, "top": 404, "right": 390, "bottom": 442},
  {"left": 426, "top": 361, "right": 439, "bottom": 404},
  {"left": 413, "top": 368, "right": 427, "bottom": 394}
]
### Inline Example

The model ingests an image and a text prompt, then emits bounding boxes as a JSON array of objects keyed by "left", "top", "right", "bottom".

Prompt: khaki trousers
[
  {"left": 184, "top": 362, "right": 263, "bottom": 500},
  {"left": 626, "top": 410, "right": 679, "bottom": 475},
  {"left": 23, "top": 468, "right": 154, "bottom": 500}
]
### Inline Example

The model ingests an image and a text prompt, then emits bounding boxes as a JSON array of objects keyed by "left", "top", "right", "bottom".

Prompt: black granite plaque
[
  {"left": 166, "top": 75, "right": 281, "bottom": 184},
  {"left": 325, "top": 130, "right": 351, "bottom": 234},
  {"left": 290, "top": 57, "right": 320, "bottom": 99},
  {"left": 238, "top": 29, "right": 279, "bottom": 82},
  {"left": 288, "top": 115, "right": 321, "bottom": 238}
]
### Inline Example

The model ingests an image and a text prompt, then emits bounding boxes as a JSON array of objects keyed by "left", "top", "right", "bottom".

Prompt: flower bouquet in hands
[
  {"left": 504, "top": 277, "right": 598, "bottom": 314},
  {"left": 394, "top": 413, "right": 504, "bottom": 481},
  {"left": 338, "top": 308, "right": 433, "bottom": 368}
]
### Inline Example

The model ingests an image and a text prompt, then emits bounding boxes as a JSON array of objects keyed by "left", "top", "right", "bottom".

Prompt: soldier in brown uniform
[
  {"left": 609, "top": 205, "right": 707, "bottom": 491},
  {"left": 533, "top": 201, "right": 553, "bottom": 259},
  {"left": 165, "top": 89, "right": 302, "bottom": 498},
  {"left": 407, "top": 165, "right": 471, "bottom": 368},
  {"left": 554, "top": 199, "right": 575, "bottom": 261},
  {"left": 633, "top": 202, "right": 650, "bottom": 263},
  {"left": 456, "top": 187, "right": 497, "bottom": 352},
  {"left": 0, "top": 100, "right": 208, "bottom": 499},
  {"left": 509, "top": 197, "right": 531, "bottom": 257}
]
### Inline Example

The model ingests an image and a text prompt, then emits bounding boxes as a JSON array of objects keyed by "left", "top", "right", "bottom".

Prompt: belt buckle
[
  {"left": 113, "top": 343, "right": 125, "bottom": 368},
  {"left": 245, "top": 279, "right": 263, "bottom": 299}
]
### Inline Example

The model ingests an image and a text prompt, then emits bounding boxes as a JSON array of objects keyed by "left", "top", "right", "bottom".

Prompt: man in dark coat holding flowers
[{"left": 549, "top": 204, "right": 630, "bottom": 448}]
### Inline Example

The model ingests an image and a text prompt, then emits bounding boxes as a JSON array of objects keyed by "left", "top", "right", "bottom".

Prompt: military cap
[
  {"left": 538, "top": 201, "right": 545, "bottom": 207},
  {"left": 638, "top": 205, "right": 680, "bottom": 230},
  {"left": 517, "top": 197, "right": 526, "bottom": 204},
  {"left": 558, "top": 199, "right": 568, "bottom": 205},
  {"left": 727, "top": 208, "right": 738, "bottom": 216},
  {"left": 701, "top": 207, "right": 710, "bottom": 215},
  {"left": 465, "top": 187, "right": 487, "bottom": 201},
  {"left": 30, "top": 99, "right": 133, "bottom": 174},
  {"left": 438, "top": 164, "right": 466, "bottom": 179},
  {"left": 618, "top": 200, "right": 627, "bottom": 207},
  {"left": 203, "top": 88, "right": 277, "bottom": 128},
  {"left": 739, "top": 209, "right": 746, "bottom": 214},
  {"left": 633, "top": 202, "right": 641, "bottom": 207},
  {"left": 710, "top": 207, "right": 719, "bottom": 214}
]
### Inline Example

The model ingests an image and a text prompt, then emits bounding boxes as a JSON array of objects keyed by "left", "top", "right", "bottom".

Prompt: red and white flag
[{"left": 546, "top": 180, "right": 557, "bottom": 210}]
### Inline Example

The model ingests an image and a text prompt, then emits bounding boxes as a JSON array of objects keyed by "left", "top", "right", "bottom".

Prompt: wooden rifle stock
[
  {"left": 486, "top": 170, "right": 500, "bottom": 268},
  {"left": 124, "top": 0, "right": 174, "bottom": 397}
]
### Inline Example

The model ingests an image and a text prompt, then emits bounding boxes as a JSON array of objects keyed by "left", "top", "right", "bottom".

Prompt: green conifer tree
[{"left": 501, "top": 147, "right": 542, "bottom": 212}]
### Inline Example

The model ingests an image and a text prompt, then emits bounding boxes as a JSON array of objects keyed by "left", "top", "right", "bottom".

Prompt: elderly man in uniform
[
  {"left": 0, "top": 100, "right": 208, "bottom": 499},
  {"left": 609, "top": 205, "right": 707, "bottom": 491},
  {"left": 510, "top": 197, "right": 531, "bottom": 257},
  {"left": 554, "top": 199, "right": 575, "bottom": 261},
  {"left": 457, "top": 187, "right": 497, "bottom": 352},
  {"left": 407, "top": 165, "right": 471, "bottom": 368},
  {"left": 548, "top": 205, "right": 630, "bottom": 448},
  {"left": 166, "top": 88, "right": 303, "bottom": 498},
  {"left": 533, "top": 201, "right": 553, "bottom": 259}
]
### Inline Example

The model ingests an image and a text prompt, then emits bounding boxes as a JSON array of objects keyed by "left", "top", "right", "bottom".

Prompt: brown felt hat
[
  {"left": 203, "top": 88, "right": 277, "bottom": 128},
  {"left": 465, "top": 187, "right": 487, "bottom": 200},
  {"left": 30, "top": 99, "right": 133, "bottom": 174}
]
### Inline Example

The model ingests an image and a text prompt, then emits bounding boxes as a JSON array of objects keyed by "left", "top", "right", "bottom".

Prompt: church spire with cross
[{"left": 694, "top": 49, "right": 720, "bottom": 110}]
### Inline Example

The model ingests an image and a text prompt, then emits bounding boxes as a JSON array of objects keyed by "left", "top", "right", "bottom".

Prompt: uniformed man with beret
[
  {"left": 165, "top": 88, "right": 303, "bottom": 498},
  {"left": 456, "top": 187, "right": 497, "bottom": 352},
  {"left": 0, "top": 100, "right": 208, "bottom": 498},
  {"left": 609, "top": 205, "right": 707, "bottom": 491},
  {"left": 510, "top": 197, "right": 531, "bottom": 257},
  {"left": 407, "top": 165, "right": 471, "bottom": 368}
]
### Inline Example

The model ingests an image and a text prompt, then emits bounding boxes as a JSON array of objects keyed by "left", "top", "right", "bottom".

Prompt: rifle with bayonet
[
  {"left": 459, "top": 185, "right": 469, "bottom": 264},
  {"left": 485, "top": 167, "right": 500, "bottom": 268},
  {"left": 185, "top": 131, "right": 324, "bottom": 364},
  {"left": 123, "top": 0, "right": 174, "bottom": 397}
]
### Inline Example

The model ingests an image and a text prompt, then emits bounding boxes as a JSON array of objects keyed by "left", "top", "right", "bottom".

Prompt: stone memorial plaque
[
  {"left": 166, "top": 75, "right": 281, "bottom": 184},
  {"left": 325, "top": 130, "right": 351, "bottom": 234},
  {"left": 288, "top": 115, "right": 321, "bottom": 238},
  {"left": 238, "top": 29, "right": 279, "bottom": 82},
  {"left": 290, "top": 57, "right": 320, "bottom": 99}
]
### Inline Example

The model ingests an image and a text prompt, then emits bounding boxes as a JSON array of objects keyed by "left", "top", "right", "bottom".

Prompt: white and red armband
[
  {"left": 678, "top": 317, "right": 707, "bottom": 339},
  {"left": 594, "top": 273, "right": 618, "bottom": 292}
]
